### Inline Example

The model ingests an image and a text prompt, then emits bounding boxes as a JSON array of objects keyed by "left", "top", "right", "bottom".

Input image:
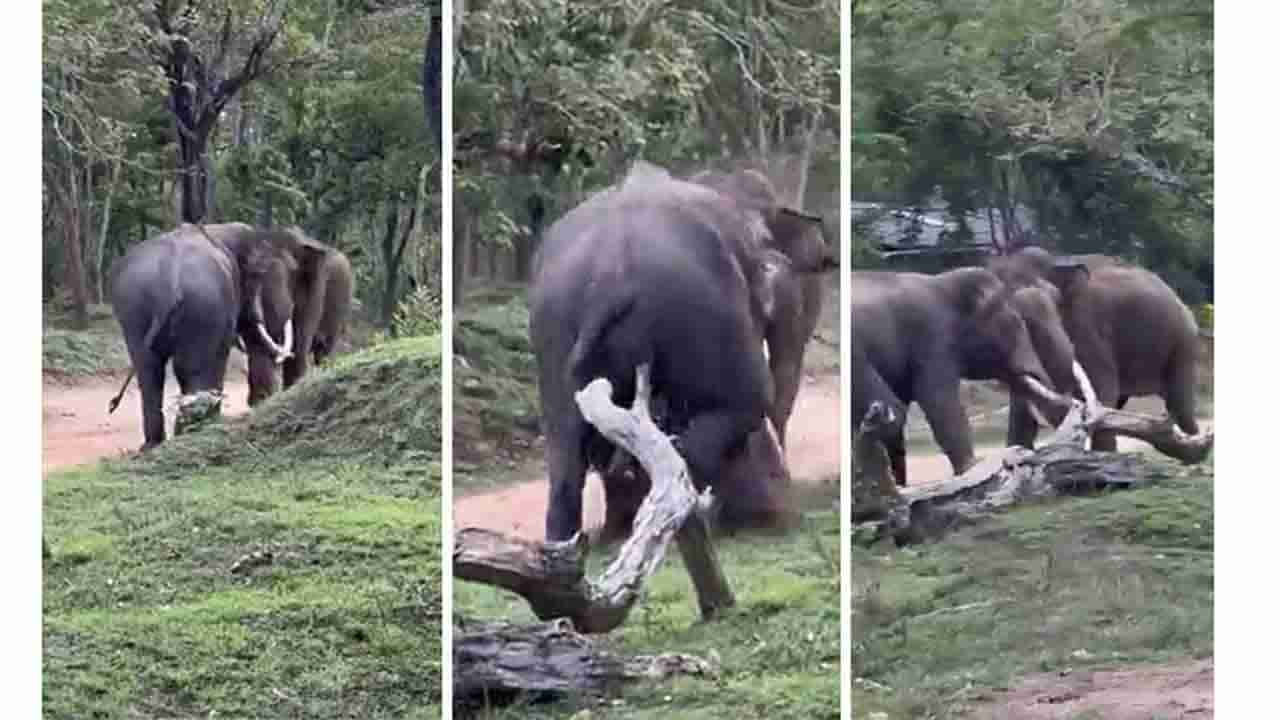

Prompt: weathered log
[
  {"left": 454, "top": 618, "right": 715, "bottom": 704},
  {"left": 454, "top": 364, "right": 735, "bottom": 634},
  {"left": 854, "top": 362, "right": 1214, "bottom": 545}
]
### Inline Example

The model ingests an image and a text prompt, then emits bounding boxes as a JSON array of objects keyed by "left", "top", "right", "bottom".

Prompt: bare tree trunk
[
  {"left": 58, "top": 167, "right": 91, "bottom": 329},
  {"left": 93, "top": 158, "right": 122, "bottom": 304}
]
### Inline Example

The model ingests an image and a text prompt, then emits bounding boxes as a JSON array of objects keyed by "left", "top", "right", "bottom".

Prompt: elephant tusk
[
  {"left": 1019, "top": 374, "right": 1065, "bottom": 428},
  {"left": 279, "top": 318, "right": 295, "bottom": 361},
  {"left": 1071, "top": 360, "right": 1098, "bottom": 410},
  {"left": 762, "top": 339, "right": 771, "bottom": 364}
]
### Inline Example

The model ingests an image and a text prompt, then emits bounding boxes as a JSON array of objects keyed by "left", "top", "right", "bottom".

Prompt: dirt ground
[
  {"left": 973, "top": 658, "right": 1214, "bottom": 719},
  {"left": 42, "top": 365, "right": 251, "bottom": 475},
  {"left": 452, "top": 371, "right": 842, "bottom": 540}
]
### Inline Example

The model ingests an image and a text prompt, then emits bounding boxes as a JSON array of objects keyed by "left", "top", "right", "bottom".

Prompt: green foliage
[
  {"left": 853, "top": 0, "right": 1213, "bottom": 301},
  {"left": 455, "top": 0, "right": 840, "bottom": 282},
  {"left": 392, "top": 284, "right": 443, "bottom": 338},
  {"left": 44, "top": 0, "right": 440, "bottom": 326},
  {"left": 451, "top": 295, "right": 541, "bottom": 492},
  {"left": 44, "top": 337, "right": 443, "bottom": 718}
]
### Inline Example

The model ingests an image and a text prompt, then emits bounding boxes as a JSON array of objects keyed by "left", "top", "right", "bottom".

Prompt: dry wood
[
  {"left": 854, "top": 362, "right": 1214, "bottom": 545},
  {"left": 454, "top": 618, "right": 715, "bottom": 702},
  {"left": 454, "top": 364, "right": 735, "bottom": 634}
]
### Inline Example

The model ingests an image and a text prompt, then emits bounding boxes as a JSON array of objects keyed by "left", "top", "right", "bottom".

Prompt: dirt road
[
  {"left": 453, "top": 372, "right": 842, "bottom": 539},
  {"left": 42, "top": 369, "right": 251, "bottom": 475}
]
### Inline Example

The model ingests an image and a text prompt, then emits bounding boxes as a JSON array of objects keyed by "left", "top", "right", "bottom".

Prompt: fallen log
[
  {"left": 854, "top": 362, "right": 1214, "bottom": 545},
  {"left": 453, "top": 365, "right": 734, "bottom": 701},
  {"left": 455, "top": 364, "right": 734, "bottom": 633},
  {"left": 454, "top": 618, "right": 715, "bottom": 703}
]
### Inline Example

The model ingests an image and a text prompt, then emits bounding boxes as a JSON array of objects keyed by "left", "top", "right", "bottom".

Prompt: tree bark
[
  {"left": 454, "top": 618, "right": 715, "bottom": 702},
  {"left": 454, "top": 365, "right": 734, "bottom": 700}
]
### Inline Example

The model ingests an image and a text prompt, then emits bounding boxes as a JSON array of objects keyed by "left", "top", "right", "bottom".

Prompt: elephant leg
[
  {"left": 1088, "top": 367, "right": 1122, "bottom": 452},
  {"left": 172, "top": 335, "right": 231, "bottom": 396},
  {"left": 768, "top": 356, "right": 804, "bottom": 449},
  {"left": 678, "top": 408, "right": 760, "bottom": 492},
  {"left": 915, "top": 376, "right": 977, "bottom": 478},
  {"left": 544, "top": 415, "right": 590, "bottom": 542},
  {"left": 1164, "top": 360, "right": 1201, "bottom": 437},
  {"left": 1007, "top": 395, "right": 1040, "bottom": 449},
  {"left": 282, "top": 346, "right": 311, "bottom": 389},
  {"left": 136, "top": 356, "right": 167, "bottom": 451},
  {"left": 885, "top": 428, "right": 908, "bottom": 487}
]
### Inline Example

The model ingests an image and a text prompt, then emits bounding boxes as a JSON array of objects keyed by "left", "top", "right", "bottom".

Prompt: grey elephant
[
  {"left": 989, "top": 247, "right": 1201, "bottom": 451},
  {"left": 241, "top": 226, "right": 355, "bottom": 406},
  {"left": 850, "top": 268, "right": 1068, "bottom": 486},
  {"left": 108, "top": 223, "right": 354, "bottom": 449},
  {"left": 531, "top": 162, "right": 835, "bottom": 542}
]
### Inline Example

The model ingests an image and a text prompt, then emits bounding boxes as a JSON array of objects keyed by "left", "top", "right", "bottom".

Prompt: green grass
[
  {"left": 42, "top": 304, "right": 131, "bottom": 379},
  {"left": 44, "top": 336, "right": 444, "bottom": 719},
  {"left": 452, "top": 294, "right": 542, "bottom": 494},
  {"left": 457, "top": 510, "right": 842, "bottom": 719},
  {"left": 851, "top": 456, "right": 1214, "bottom": 718}
]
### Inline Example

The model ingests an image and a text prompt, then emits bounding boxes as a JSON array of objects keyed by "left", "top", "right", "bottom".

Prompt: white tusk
[
  {"left": 279, "top": 319, "right": 294, "bottom": 360},
  {"left": 1019, "top": 374, "right": 1061, "bottom": 428},
  {"left": 762, "top": 339, "right": 771, "bottom": 364},
  {"left": 1071, "top": 360, "right": 1098, "bottom": 410}
]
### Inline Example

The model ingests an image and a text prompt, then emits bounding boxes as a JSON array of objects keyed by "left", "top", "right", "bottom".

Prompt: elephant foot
[{"left": 139, "top": 441, "right": 161, "bottom": 453}]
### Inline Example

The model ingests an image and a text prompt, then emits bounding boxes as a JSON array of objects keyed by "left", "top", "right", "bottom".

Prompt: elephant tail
[
  {"left": 143, "top": 295, "right": 183, "bottom": 353},
  {"left": 567, "top": 294, "right": 640, "bottom": 387}
]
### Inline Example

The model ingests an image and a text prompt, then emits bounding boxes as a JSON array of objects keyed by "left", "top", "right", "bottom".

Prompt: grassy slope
[
  {"left": 852, "top": 457, "right": 1214, "bottom": 718},
  {"left": 452, "top": 279, "right": 844, "bottom": 717},
  {"left": 44, "top": 336, "right": 444, "bottom": 719}
]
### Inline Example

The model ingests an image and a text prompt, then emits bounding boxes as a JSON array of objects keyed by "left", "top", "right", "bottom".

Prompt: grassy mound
[
  {"left": 458, "top": 511, "right": 842, "bottom": 719},
  {"left": 452, "top": 296, "right": 541, "bottom": 493},
  {"left": 44, "top": 336, "right": 444, "bottom": 719},
  {"left": 852, "top": 456, "right": 1214, "bottom": 717}
]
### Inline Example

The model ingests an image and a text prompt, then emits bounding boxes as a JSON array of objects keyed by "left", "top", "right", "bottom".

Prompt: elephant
[
  {"left": 988, "top": 246, "right": 1201, "bottom": 451},
  {"left": 241, "top": 226, "right": 354, "bottom": 407},
  {"left": 108, "top": 222, "right": 298, "bottom": 449},
  {"left": 530, "top": 162, "right": 835, "bottom": 542},
  {"left": 849, "top": 267, "right": 1068, "bottom": 486}
]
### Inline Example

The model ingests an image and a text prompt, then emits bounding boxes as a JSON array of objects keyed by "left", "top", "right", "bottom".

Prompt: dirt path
[
  {"left": 974, "top": 658, "right": 1213, "bottom": 719},
  {"left": 453, "top": 372, "right": 842, "bottom": 540},
  {"left": 42, "top": 367, "right": 251, "bottom": 475}
]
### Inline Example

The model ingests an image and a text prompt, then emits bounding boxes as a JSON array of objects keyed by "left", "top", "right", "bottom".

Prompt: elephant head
[
  {"left": 688, "top": 168, "right": 837, "bottom": 277},
  {"left": 943, "top": 268, "right": 1064, "bottom": 422},
  {"left": 210, "top": 224, "right": 345, "bottom": 407}
]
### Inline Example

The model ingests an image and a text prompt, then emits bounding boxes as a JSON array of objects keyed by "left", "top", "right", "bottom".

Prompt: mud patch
[{"left": 972, "top": 659, "right": 1213, "bottom": 719}]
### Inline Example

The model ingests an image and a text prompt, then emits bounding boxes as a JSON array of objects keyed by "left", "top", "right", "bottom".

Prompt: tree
[{"left": 143, "top": 0, "right": 291, "bottom": 223}]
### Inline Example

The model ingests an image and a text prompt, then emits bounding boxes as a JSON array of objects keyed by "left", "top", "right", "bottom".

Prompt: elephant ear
[
  {"left": 282, "top": 227, "right": 332, "bottom": 287},
  {"left": 767, "top": 207, "right": 833, "bottom": 274}
]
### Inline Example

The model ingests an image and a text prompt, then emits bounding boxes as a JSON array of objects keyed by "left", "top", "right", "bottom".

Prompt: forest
[
  {"left": 43, "top": 0, "right": 441, "bottom": 335},
  {"left": 852, "top": 0, "right": 1213, "bottom": 307},
  {"left": 453, "top": 0, "right": 841, "bottom": 295}
]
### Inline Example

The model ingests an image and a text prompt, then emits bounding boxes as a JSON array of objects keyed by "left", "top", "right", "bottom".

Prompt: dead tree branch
[
  {"left": 454, "top": 364, "right": 735, "bottom": 634},
  {"left": 854, "top": 362, "right": 1214, "bottom": 545}
]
